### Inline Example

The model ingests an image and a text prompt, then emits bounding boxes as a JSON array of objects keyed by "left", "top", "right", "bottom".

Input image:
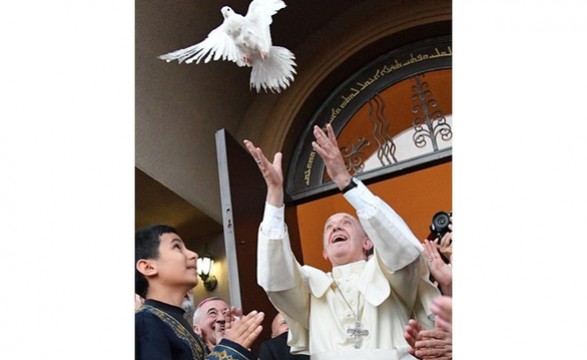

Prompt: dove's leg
[{"left": 242, "top": 55, "right": 253, "bottom": 66}]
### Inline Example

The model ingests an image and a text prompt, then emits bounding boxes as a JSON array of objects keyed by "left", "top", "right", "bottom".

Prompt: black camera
[{"left": 429, "top": 211, "right": 452, "bottom": 242}]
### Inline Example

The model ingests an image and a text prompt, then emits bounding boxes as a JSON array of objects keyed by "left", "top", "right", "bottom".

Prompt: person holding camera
[
  {"left": 429, "top": 212, "right": 452, "bottom": 264},
  {"left": 402, "top": 216, "right": 454, "bottom": 359},
  {"left": 426, "top": 212, "right": 452, "bottom": 296},
  {"left": 402, "top": 253, "right": 452, "bottom": 359}
]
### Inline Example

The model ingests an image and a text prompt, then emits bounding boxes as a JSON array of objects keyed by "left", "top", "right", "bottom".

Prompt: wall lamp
[{"left": 197, "top": 247, "right": 217, "bottom": 292}]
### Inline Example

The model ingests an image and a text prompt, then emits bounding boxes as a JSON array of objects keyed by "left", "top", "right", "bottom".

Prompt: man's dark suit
[{"left": 258, "top": 332, "right": 310, "bottom": 360}]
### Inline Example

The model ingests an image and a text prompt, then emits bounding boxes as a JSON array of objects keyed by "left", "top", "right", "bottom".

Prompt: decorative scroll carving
[
  {"left": 339, "top": 136, "right": 370, "bottom": 175},
  {"left": 335, "top": 94, "right": 397, "bottom": 180},
  {"left": 411, "top": 74, "right": 452, "bottom": 150},
  {"left": 369, "top": 95, "right": 397, "bottom": 166}
]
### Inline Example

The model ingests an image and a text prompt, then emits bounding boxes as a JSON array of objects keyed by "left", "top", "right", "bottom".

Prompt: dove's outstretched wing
[
  {"left": 245, "top": 0, "right": 286, "bottom": 27},
  {"left": 159, "top": 23, "right": 245, "bottom": 66}
]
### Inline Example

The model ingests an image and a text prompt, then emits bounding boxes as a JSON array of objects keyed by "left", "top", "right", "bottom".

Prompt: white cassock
[{"left": 257, "top": 179, "right": 441, "bottom": 360}]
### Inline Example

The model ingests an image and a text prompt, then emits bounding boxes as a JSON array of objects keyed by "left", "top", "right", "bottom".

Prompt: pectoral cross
[{"left": 347, "top": 321, "right": 369, "bottom": 349}]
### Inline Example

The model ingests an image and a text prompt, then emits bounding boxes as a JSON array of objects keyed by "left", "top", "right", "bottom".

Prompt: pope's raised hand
[{"left": 311, "top": 124, "right": 352, "bottom": 190}]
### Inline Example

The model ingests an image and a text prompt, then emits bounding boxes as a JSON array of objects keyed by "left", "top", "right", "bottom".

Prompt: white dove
[{"left": 159, "top": 0, "right": 296, "bottom": 93}]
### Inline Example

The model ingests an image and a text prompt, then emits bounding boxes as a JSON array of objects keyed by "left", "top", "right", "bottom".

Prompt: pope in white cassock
[{"left": 244, "top": 124, "right": 441, "bottom": 360}]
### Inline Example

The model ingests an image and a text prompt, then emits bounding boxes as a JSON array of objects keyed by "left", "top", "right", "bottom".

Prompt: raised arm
[
  {"left": 310, "top": 124, "right": 352, "bottom": 191},
  {"left": 311, "top": 124, "right": 421, "bottom": 270},
  {"left": 243, "top": 139, "right": 311, "bottom": 328},
  {"left": 243, "top": 139, "right": 283, "bottom": 207}
]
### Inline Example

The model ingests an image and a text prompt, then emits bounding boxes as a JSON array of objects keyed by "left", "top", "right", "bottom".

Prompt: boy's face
[{"left": 155, "top": 232, "right": 199, "bottom": 289}]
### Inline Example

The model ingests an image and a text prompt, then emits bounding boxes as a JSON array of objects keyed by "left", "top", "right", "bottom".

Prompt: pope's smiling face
[{"left": 322, "top": 213, "right": 372, "bottom": 267}]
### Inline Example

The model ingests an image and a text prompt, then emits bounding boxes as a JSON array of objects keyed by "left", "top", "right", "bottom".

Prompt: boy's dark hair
[{"left": 135, "top": 224, "right": 178, "bottom": 299}]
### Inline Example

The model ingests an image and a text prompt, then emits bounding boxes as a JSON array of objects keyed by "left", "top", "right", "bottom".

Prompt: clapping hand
[
  {"left": 431, "top": 296, "right": 452, "bottom": 334},
  {"left": 222, "top": 309, "right": 265, "bottom": 350},
  {"left": 404, "top": 319, "right": 452, "bottom": 360},
  {"left": 423, "top": 240, "right": 452, "bottom": 296}
]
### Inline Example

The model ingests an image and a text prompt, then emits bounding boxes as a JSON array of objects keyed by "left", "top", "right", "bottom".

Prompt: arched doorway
[{"left": 287, "top": 36, "right": 452, "bottom": 270}]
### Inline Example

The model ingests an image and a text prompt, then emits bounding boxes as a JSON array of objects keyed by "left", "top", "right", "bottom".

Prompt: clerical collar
[{"left": 331, "top": 260, "right": 366, "bottom": 280}]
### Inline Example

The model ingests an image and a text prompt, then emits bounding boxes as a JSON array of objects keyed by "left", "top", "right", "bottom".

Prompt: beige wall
[{"left": 136, "top": 0, "right": 255, "bottom": 224}]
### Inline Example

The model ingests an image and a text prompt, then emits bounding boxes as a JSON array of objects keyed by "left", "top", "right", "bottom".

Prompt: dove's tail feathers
[
  {"left": 250, "top": 46, "right": 297, "bottom": 93},
  {"left": 158, "top": 44, "right": 222, "bottom": 65}
]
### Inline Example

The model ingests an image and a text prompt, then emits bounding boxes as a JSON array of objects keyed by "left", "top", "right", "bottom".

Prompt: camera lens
[
  {"left": 429, "top": 211, "right": 452, "bottom": 241},
  {"left": 432, "top": 212, "right": 449, "bottom": 228}
]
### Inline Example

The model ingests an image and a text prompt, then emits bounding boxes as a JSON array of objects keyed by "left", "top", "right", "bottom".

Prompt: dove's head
[{"left": 221, "top": 6, "right": 234, "bottom": 19}]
